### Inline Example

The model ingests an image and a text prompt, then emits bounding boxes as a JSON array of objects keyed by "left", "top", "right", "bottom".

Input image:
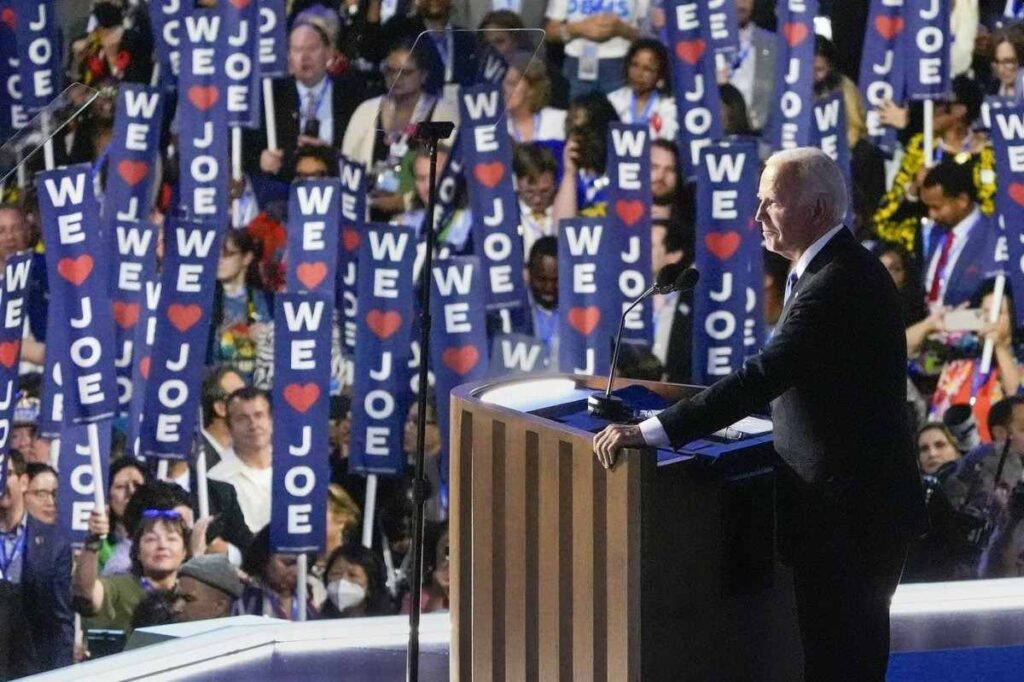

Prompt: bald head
[{"left": 755, "top": 147, "right": 848, "bottom": 261}]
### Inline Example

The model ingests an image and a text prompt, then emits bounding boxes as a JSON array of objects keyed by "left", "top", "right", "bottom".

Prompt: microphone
[{"left": 587, "top": 266, "right": 700, "bottom": 421}]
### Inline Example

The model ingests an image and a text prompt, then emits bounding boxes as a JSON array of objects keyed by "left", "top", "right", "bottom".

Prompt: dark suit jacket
[
  {"left": 21, "top": 517, "right": 74, "bottom": 674},
  {"left": 242, "top": 74, "right": 365, "bottom": 183},
  {"left": 188, "top": 470, "right": 254, "bottom": 553},
  {"left": 362, "top": 17, "right": 479, "bottom": 95},
  {"left": 658, "top": 229, "right": 928, "bottom": 546}
]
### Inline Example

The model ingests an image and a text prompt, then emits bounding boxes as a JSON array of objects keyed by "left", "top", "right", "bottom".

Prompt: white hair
[{"left": 767, "top": 147, "right": 848, "bottom": 227}]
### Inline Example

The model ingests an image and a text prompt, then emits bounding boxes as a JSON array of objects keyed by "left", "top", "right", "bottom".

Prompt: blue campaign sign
[
  {"left": 0, "top": 0, "right": 27, "bottom": 140},
  {"left": 859, "top": 0, "right": 907, "bottom": 154},
  {"left": 177, "top": 8, "right": 230, "bottom": 226},
  {"left": 270, "top": 293, "right": 331, "bottom": 553},
  {"left": 430, "top": 256, "right": 489, "bottom": 487},
  {"left": 458, "top": 84, "right": 529, "bottom": 320},
  {"left": 706, "top": 0, "right": 739, "bottom": 67},
  {"left": 103, "top": 86, "right": 164, "bottom": 242},
  {"left": 56, "top": 423, "right": 111, "bottom": 546},
  {"left": 257, "top": 0, "right": 288, "bottom": 78},
  {"left": 286, "top": 179, "right": 341, "bottom": 303},
  {"left": 988, "top": 105, "right": 1024, "bottom": 323},
  {"left": 692, "top": 139, "right": 763, "bottom": 383},
  {"left": 12, "top": 0, "right": 62, "bottom": 114},
  {"left": 812, "top": 92, "right": 854, "bottom": 225},
  {"left": 110, "top": 222, "right": 157, "bottom": 417},
  {"left": 350, "top": 225, "right": 416, "bottom": 476},
  {"left": 125, "top": 276, "right": 162, "bottom": 457},
  {"left": 139, "top": 220, "right": 223, "bottom": 459},
  {"left": 904, "top": 0, "right": 951, "bottom": 101},
  {"left": 149, "top": 0, "right": 189, "bottom": 87},
  {"left": 219, "top": 0, "right": 260, "bottom": 128},
  {"left": 767, "top": 0, "right": 818, "bottom": 151},
  {"left": 606, "top": 123, "right": 653, "bottom": 346},
  {"left": 557, "top": 218, "right": 620, "bottom": 376},
  {"left": 336, "top": 155, "right": 367, "bottom": 355},
  {"left": 489, "top": 332, "right": 548, "bottom": 376},
  {"left": 37, "top": 165, "right": 119, "bottom": 425},
  {"left": 665, "top": 0, "right": 723, "bottom": 179},
  {"left": 0, "top": 253, "right": 32, "bottom": 493}
]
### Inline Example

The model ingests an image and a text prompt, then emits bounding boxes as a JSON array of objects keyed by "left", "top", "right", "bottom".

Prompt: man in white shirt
[{"left": 208, "top": 387, "right": 274, "bottom": 534}]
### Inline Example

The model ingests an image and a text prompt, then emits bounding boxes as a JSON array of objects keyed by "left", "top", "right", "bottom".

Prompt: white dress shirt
[
  {"left": 639, "top": 224, "right": 847, "bottom": 449},
  {"left": 296, "top": 77, "right": 334, "bottom": 146},
  {"left": 208, "top": 455, "right": 272, "bottom": 534}
]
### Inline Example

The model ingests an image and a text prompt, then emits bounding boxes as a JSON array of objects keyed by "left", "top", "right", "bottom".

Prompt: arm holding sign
[
  {"left": 552, "top": 138, "right": 580, "bottom": 222},
  {"left": 72, "top": 509, "right": 110, "bottom": 615}
]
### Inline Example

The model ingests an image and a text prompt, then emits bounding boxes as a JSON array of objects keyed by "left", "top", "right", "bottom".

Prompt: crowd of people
[{"left": 3, "top": 0, "right": 1024, "bottom": 677}]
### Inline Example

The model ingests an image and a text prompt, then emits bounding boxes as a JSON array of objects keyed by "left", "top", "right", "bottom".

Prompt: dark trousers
[{"left": 790, "top": 529, "right": 908, "bottom": 682}]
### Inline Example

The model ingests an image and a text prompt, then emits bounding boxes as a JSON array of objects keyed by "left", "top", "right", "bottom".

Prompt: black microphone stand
[{"left": 406, "top": 119, "right": 454, "bottom": 682}]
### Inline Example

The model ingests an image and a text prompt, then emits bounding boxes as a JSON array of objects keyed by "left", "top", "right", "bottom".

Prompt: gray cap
[{"left": 178, "top": 554, "right": 244, "bottom": 598}]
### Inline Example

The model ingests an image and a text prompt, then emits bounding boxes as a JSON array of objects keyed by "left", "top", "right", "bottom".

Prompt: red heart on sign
[
  {"left": 366, "top": 309, "right": 402, "bottom": 340},
  {"left": 117, "top": 160, "right": 149, "bottom": 186},
  {"left": 139, "top": 356, "right": 151, "bottom": 380},
  {"left": 57, "top": 255, "right": 94, "bottom": 286},
  {"left": 615, "top": 199, "right": 645, "bottom": 227},
  {"left": 284, "top": 383, "right": 320, "bottom": 413},
  {"left": 187, "top": 85, "right": 220, "bottom": 112},
  {"left": 167, "top": 303, "right": 203, "bottom": 333},
  {"left": 112, "top": 301, "right": 140, "bottom": 329},
  {"left": 1, "top": 7, "right": 14, "bottom": 29},
  {"left": 0, "top": 341, "right": 20, "bottom": 369},
  {"left": 782, "top": 22, "right": 808, "bottom": 48},
  {"left": 228, "top": 0, "right": 251, "bottom": 7},
  {"left": 704, "top": 231, "right": 741, "bottom": 261},
  {"left": 442, "top": 345, "right": 480, "bottom": 376},
  {"left": 568, "top": 306, "right": 601, "bottom": 336},
  {"left": 342, "top": 228, "right": 360, "bottom": 253},
  {"left": 674, "top": 39, "right": 706, "bottom": 65},
  {"left": 473, "top": 161, "right": 505, "bottom": 189},
  {"left": 1010, "top": 183, "right": 1024, "bottom": 208},
  {"left": 874, "top": 15, "right": 904, "bottom": 41},
  {"left": 296, "top": 262, "right": 327, "bottom": 289}
]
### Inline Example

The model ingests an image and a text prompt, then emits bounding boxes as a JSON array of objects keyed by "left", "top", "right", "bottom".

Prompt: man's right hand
[
  {"left": 572, "top": 14, "right": 619, "bottom": 41},
  {"left": 260, "top": 149, "right": 284, "bottom": 174}
]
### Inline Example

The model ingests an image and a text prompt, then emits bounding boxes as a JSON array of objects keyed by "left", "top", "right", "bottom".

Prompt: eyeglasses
[
  {"left": 142, "top": 508, "right": 182, "bottom": 520},
  {"left": 27, "top": 489, "right": 56, "bottom": 501}
]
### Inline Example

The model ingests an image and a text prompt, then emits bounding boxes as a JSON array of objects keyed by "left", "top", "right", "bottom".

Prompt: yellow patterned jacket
[{"left": 872, "top": 133, "right": 996, "bottom": 255}]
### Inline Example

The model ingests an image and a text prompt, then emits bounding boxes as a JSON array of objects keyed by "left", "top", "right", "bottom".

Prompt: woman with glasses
[
  {"left": 23, "top": 463, "right": 58, "bottom": 525},
  {"left": 990, "top": 25, "right": 1024, "bottom": 99},
  {"left": 209, "top": 229, "right": 273, "bottom": 383},
  {"left": 73, "top": 508, "right": 190, "bottom": 632},
  {"left": 342, "top": 38, "right": 460, "bottom": 220}
]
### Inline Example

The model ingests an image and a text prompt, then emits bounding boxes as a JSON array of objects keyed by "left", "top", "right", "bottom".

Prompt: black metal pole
[{"left": 406, "top": 120, "right": 453, "bottom": 682}]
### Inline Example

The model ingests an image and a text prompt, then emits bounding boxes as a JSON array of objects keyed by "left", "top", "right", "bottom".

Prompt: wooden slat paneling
[
  {"left": 571, "top": 440, "right": 596, "bottom": 681},
  {"left": 503, "top": 423, "right": 528, "bottom": 681},
  {"left": 450, "top": 408, "right": 472, "bottom": 682},
  {"left": 470, "top": 413, "right": 495, "bottom": 681}
]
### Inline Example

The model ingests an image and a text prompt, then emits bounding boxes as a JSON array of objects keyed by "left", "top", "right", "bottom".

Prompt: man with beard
[
  {"left": 651, "top": 139, "right": 681, "bottom": 221},
  {"left": 526, "top": 236, "right": 558, "bottom": 365}
]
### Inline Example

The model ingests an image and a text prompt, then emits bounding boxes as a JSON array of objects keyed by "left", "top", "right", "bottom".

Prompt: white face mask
[{"left": 328, "top": 578, "right": 366, "bottom": 612}]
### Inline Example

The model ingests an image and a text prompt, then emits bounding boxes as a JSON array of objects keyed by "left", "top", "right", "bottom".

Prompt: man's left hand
[{"left": 593, "top": 424, "right": 645, "bottom": 470}]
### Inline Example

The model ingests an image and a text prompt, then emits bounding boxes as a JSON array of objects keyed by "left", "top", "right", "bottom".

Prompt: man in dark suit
[
  {"left": 242, "top": 19, "right": 364, "bottom": 185},
  {"left": 0, "top": 451, "right": 73, "bottom": 676},
  {"left": 595, "top": 148, "right": 927, "bottom": 681}
]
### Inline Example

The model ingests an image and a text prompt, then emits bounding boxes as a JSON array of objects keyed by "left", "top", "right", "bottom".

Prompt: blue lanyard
[
  {"left": 630, "top": 91, "right": 658, "bottom": 124},
  {"left": 510, "top": 112, "right": 541, "bottom": 142},
  {"left": 731, "top": 44, "right": 751, "bottom": 71},
  {"left": 0, "top": 529, "right": 25, "bottom": 580},
  {"left": 266, "top": 587, "right": 301, "bottom": 620}
]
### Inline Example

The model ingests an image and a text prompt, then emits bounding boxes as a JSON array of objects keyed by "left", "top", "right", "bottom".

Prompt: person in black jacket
[
  {"left": 595, "top": 148, "right": 927, "bottom": 681},
  {"left": 0, "top": 452, "right": 74, "bottom": 676},
  {"left": 242, "top": 19, "right": 364, "bottom": 185}
]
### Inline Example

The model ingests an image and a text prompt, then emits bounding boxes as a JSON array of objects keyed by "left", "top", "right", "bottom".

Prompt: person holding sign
[
  {"left": 594, "top": 148, "right": 927, "bottom": 680},
  {"left": 243, "top": 19, "right": 364, "bottom": 184}
]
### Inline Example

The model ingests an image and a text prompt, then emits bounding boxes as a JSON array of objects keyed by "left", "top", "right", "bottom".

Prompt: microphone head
[
  {"left": 674, "top": 267, "right": 699, "bottom": 292},
  {"left": 655, "top": 262, "right": 686, "bottom": 290}
]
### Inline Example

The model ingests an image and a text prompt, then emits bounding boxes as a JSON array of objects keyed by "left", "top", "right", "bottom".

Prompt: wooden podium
[{"left": 449, "top": 374, "right": 802, "bottom": 681}]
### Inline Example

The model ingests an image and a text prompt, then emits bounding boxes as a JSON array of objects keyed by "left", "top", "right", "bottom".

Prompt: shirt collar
[
  {"left": 296, "top": 76, "right": 329, "bottom": 99},
  {"left": 1, "top": 512, "right": 27, "bottom": 537},
  {"left": 792, "top": 224, "right": 846, "bottom": 280},
  {"left": 948, "top": 207, "right": 981, "bottom": 242}
]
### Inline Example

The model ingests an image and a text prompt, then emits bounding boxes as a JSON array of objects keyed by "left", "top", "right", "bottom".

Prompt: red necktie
[{"left": 927, "top": 231, "right": 954, "bottom": 303}]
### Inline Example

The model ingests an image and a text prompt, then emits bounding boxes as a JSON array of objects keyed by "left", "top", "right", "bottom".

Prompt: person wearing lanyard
[
  {"left": 0, "top": 451, "right": 74, "bottom": 674},
  {"left": 238, "top": 526, "right": 318, "bottom": 621},
  {"left": 606, "top": 38, "right": 677, "bottom": 141}
]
